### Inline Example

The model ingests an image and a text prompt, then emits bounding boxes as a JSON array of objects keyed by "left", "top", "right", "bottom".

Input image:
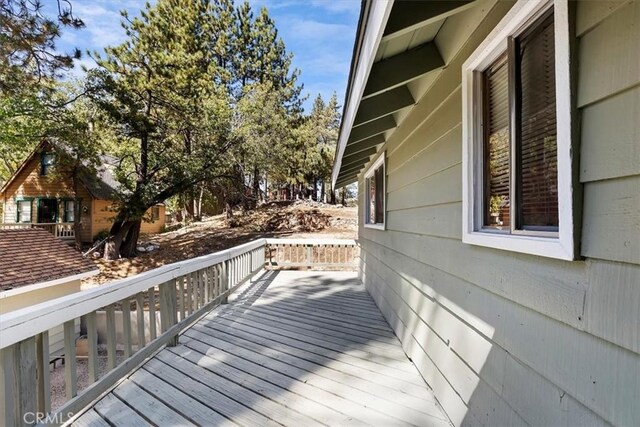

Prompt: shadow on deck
[{"left": 72, "top": 270, "right": 450, "bottom": 427}]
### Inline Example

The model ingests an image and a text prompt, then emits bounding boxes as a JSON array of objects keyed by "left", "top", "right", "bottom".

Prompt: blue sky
[{"left": 46, "top": 0, "right": 360, "bottom": 112}]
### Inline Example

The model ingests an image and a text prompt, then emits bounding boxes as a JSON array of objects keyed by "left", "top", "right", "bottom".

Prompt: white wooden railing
[
  {"left": 0, "top": 223, "right": 75, "bottom": 240},
  {"left": 0, "top": 238, "right": 358, "bottom": 426},
  {"left": 266, "top": 238, "right": 358, "bottom": 268}
]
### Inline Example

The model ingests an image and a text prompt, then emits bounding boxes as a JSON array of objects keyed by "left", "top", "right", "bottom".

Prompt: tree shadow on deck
[{"left": 78, "top": 269, "right": 451, "bottom": 426}]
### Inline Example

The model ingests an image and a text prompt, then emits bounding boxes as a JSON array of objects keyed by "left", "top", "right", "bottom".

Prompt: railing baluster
[
  {"left": 86, "top": 312, "right": 98, "bottom": 384},
  {"left": 221, "top": 260, "right": 229, "bottom": 304},
  {"left": 1, "top": 337, "right": 37, "bottom": 426},
  {"left": 64, "top": 320, "right": 77, "bottom": 400},
  {"left": 148, "top": 287, "right": 157, "bottom": 340},
  {"left": 36, "top": 331, "right": 51, "bottom": 414},
  {"left": 204, "top": 270, "right": 210, "bottom": 302},
  {"left": 186, "top": 273, "right": 193, "bottom": 316},
  {"left": 121, "top": 299, "right": 132, "bottom": 358},
  {"left": 136, "top": 292, "right": 145, "bottom": 349},
  {"left": 159, "top": 280, "right": 178, "bottom": 347},
  {"left": 106, "top": 304, "right": 117, "bottom": 369},
  {"left": 199, "top": 270, "right": 205, "bottom": 307}
]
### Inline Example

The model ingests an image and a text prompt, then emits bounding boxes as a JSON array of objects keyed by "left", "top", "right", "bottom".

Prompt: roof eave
[{"left": 331, "top": 0, "right": 394, "bottom": 189}]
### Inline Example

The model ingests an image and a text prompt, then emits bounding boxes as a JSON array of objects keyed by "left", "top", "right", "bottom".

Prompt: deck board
[{"left": 71, "top": 270, "right": 450, "bottom": 427}]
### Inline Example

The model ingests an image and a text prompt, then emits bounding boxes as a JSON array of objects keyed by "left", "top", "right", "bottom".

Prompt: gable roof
[
  {"left": 0, "top": 140, "right": 122, "bottom": 200},
  {"left": 0, "top": 228, "right": 98, "bottom": 291}
]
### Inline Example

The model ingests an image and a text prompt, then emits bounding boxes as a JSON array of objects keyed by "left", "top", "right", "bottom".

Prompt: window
[
  {"left": 41, "top": 153, "right": 55, "bottom": 176},
  {"left": 364, "top": 154, "right": 385, "bottom": 229},
  {"left": 152, "top": 206, "right": 160, "bottom": 221},
  {"left": 64, "top": 200, "right": 75, "bottom": 222},
  {"left": 462, "top": 0, "right": 576, "bottom": 260},
  {"left": 16, "top": 200, "right": 32, "bottom": 223}
]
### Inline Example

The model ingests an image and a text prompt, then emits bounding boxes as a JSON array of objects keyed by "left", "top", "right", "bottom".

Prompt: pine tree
[{"left": 90, "top": 0, "right": 235, "bottom": 259}]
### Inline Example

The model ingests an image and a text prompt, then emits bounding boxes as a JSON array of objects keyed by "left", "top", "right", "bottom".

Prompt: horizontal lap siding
[
  {"left": 92, "top": 201, "right": 165, "bottom": 238},
  {"left": 140, "top": 205, "right": 166, "bottom": 235},
  {"left": 357, "top": 1, "right": 640, "bottom": 426}
]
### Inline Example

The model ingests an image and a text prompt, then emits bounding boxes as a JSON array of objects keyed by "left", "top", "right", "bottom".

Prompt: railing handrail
[
  {"left": 0, "top": 238, "right": 267, "bottom": 349},
  {"left": 265, "top": 237, "right": 357, "bottom": 245},
  {"left": 0, "top": 222, "right": 75, "bottom": 226}
]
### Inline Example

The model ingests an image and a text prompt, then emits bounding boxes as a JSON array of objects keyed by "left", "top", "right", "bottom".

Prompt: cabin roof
[
  {"left": 0, "top": 140, "right": 122, "bottom": 200},
  {"left": 0, "top": 228, "right": 98, "bottom": 291}
]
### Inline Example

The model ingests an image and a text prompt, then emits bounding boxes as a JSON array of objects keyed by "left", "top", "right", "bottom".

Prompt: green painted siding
[{"left": 357, "top": 1, "right": 640, "bottom": 426}]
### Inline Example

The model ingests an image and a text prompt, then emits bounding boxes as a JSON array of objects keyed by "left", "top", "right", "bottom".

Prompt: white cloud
[
  {"left": 308, "top": 0, "right": 360, "bottom": 15},
  {"left": 285, "top": 19, "right": 353, "bottom": 41}
]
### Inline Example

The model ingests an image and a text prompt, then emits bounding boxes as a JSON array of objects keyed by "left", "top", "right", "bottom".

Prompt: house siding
[
  {"left": 91, "top": 200, "right": 166, "bottom": 239},
  {"left": 356, "top": 1, "right": 639, "bottom": 426}
]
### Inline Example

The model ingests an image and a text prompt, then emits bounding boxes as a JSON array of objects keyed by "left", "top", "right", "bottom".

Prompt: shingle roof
[
  {"left": 0, "top": 229, "right": 98, "bottom": 291},
  {"left": 79, "top": 154, "right": 122, "bottom": 200}
]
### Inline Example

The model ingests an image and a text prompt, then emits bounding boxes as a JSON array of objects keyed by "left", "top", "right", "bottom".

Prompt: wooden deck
[{"left": 71, "top": 270, "right": 450, "bottom": 427}]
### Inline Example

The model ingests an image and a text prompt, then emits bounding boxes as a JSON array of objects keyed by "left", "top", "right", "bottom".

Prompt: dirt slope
[{"left": 87, "top": 201, "right": 357, "bottom": 285}]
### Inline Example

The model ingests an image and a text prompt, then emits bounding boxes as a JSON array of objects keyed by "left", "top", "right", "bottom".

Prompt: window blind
[
  {"left": 367, "top": 175, "right": 376, "bottom": 224},
  {"left": 517, "top": 12, "right": 558, "bottom": 229},
  {"left": 374, "top": 164, "right": 384, "bottom": 224},
  {"left": 483, "top": 55, "right": 510, "bottom": 228}
]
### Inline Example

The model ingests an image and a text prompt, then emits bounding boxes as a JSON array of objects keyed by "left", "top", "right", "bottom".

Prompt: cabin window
[
  {"left": 17, "top": 200, "right": 32, "bottom": 223},
  {"left": 364, "top": 154, "right": 385, "bottom": 229},
  {"left": 462, "top": 0, "right": 576, "bottom": 260},
  {"left": 64, "top": 200, "right": 75, "bottom": 222},
  {"left": 152, "top": 206, "right": 160, "bottom": 221},
  {"left": 41, "top": 153, "right": 55, "bottom": 176}
]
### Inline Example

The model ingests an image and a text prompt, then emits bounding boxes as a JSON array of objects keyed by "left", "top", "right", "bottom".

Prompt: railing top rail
[
  {"left": 0, "top": 238, "right": 267, "bottom": 349},
  {"left": 265, "top": 238, "right": 357, "bottom": 245}
]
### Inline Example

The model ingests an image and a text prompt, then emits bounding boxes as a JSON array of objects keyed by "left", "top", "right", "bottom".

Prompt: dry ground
[{"left": 86, "top": 200, "right": 357, "bottom": 285}]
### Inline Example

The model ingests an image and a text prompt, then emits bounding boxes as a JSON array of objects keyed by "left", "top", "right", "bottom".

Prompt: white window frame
[
  {"left": 17, "top": 200, "right": 32, "bottom": 223},
  {"left": 364, "top": 153, "right": 386, "bottom": 230},
  {"left": 462, "top": 0, "right": 576, "bottom": 260}
]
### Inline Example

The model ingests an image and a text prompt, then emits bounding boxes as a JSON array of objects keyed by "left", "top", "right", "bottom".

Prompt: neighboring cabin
[
  {"left": 333, "top": 0, "right": 639, "bottom": 426},
  {"left": 0, "top": 228, "right": 98, "bottom": 354},
  {"left": 0, "top": 141, "right": 166, "bottom": 243}
]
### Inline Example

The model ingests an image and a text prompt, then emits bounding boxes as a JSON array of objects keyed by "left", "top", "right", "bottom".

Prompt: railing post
[
  {"left": 220, "top": 260, "right": 229, "bottom": 304},
  {"left": 63, "top": 320, "right": 77, "bottom": 400},
  {"left": 307, "top": 244, "right": 312, "bottom": 267},
  {"left": 86, "top": 312, "right": 98, "bottom": 384},
  {"left": 35, "top": 331, "right": 50, "bottom": 415},
  {"left": 1, "top": 338, "right": 37, "bottom": 426},
  {"left": 160, "top": 279, "right": 178, "bottom": 347}
]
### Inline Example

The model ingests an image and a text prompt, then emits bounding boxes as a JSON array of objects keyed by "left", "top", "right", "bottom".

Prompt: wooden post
[
  {"left": 1, "top": 338, "right": 37, "bottom": 426},
  {"left": 136, "top": 292, "right": 146, "bottom": 349},
  {"left": 159, "top": 280, "right": 178, "bottom": 347},
  {"left": 63, "top": 320, "right": 77, "bottom": 401},
  {"left": 121, "top": 299, "right": 132, "bottom": 358},
  {"left": 86, "top": 312, "right": 98, "bottom": 384},
  {"left": 35, "top": 331, "right": 50, "bottom": 415},
  {"left": 106, "top": 304, "right": 117, "bottom": 370},
  {"left": 220, "top": 260, "right": 229, "bottom": 304},
  {"left": 147, "top": 287, "right": 157, "bottom": 340},
  {"left": 186, "top": 274, "right": 193, "bottom": 316}
]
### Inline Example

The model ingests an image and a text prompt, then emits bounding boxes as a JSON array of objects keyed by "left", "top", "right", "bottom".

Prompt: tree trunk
[
  {"left": 312, "top": 179, "right": 318, "bottom": 201},
  {"left": 120, "top": 220, "right": 141, "bottom": 258},
  {"left": 252, "top": 166, "right": 260, "bottom": 206},
  {"left": 320, "top": 179, "right": 325, "bottom": 203},
  {"left": 196, "top": 185, "right": 204, "bottom": 221},
  {"left": 103, "top": 220, "right": 133, "bottom": 260},
  {"left": 341, "top": 188, "right": 346, "bottom": 206}
]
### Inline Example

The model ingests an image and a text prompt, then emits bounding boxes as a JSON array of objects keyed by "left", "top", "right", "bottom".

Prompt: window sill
[
  {"left": 364, "top": 223, "right": 385, "bottom": 231},
  {"left": 462, "top": 230, "right": 575, "bottom": 260}
]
